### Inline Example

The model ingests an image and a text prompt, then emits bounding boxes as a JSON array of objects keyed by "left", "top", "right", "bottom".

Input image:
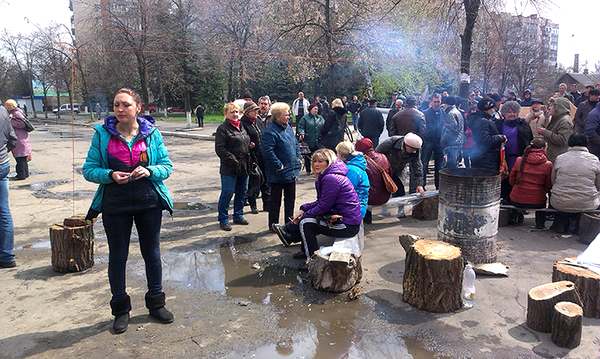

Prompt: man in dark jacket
[
  {"left": 256, "top": 96, "right": 272, "bottom": 130},
  {"left": 357, "top": 99, "right": 384, "bottom": 147},
  {"left": 241, "top": 102, "right": 270, "bottom": 213},
  {"left": 584, "top": 101, "right": 600, "bottom": 159},
  {"left": 376, "top": 133, "right": 425, "bottom": 197},
  {"left": 469, "top": 98, "right": 507, "bottom": 172},
  {"left": 389, "top": 96, "right": 425, "bottom": 138},
  {"left": 0, "top": 105, "right": 17, "bottom": 268},
  {"left": 347, "top": 95, "right": 361, "bottom": 131},
  {"left": 320, "top": 99, "right": 348, "bottom": 150},
  {"left": 386, "top": 99, "right": 403, "bottom": 134},
  {"left": 421, "top": 94, "right": 444, "bottom": 189},
  {"left": 574, "top": 89, "right": 600, "bottom": 134},
  {"left": 519, "top": 89, "right": 533, "bottom": 107}
]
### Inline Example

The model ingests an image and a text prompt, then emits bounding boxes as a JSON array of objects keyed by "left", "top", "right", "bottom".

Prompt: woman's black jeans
[
  {"left": 15, "top": 156, "right": 29, "bottom": 179},
  {"left": 269, "top": 181, "right": 296, "bottom": 228},
  {"left": 102, "top": 208, "right": 163, "bottom": 307}
]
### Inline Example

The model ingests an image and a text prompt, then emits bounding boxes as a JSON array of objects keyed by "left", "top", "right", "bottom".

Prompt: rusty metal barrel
[{"left": 437, "top": 168, "right": 501, "bottom": 263}]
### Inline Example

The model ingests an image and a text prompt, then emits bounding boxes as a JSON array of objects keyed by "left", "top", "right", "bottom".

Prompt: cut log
[
  {"left": 63, "top": 215, "right": 89, "bottom": 228},
  {"left": 551, "top": 301, "right": 583, "bottom": 349},
  {"left": 577, "top": 213, "right": 600, "bottom": 244},
  {"left": 552, "top": 259, "right": 600, "bottom": 318},
  {"left": 49, "top": 217, "right": 94, "bottom": 273},
  {"left": 398, "top": 234, "right": 421, "bottom": 253},
  {"left": 308, "top": 252, "right": 362, "bottom": 293},
  {"left": 411, "top": 196, "right": 438, "bottom": 220},
  {"left": 402, "top": 239, "right": 463, "bottom": 313},
  {"left": 526, "top": 281, "right": 581, "bottom": 332}
]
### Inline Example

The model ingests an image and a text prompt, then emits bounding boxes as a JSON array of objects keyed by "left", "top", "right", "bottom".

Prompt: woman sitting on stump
[
  {"left": 271, "top": 149, "right": 362, "bottom": 259},
  {"left": 550, "top": 134, "right": 600, "bottom": 233},
  {"left": 508, "top": 138, "right": 553, "bottom": 227}
]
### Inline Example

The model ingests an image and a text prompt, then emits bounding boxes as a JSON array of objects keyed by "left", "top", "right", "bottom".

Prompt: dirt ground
[{"left": 0, "top": 121, "right": 599, "bottom": 359}]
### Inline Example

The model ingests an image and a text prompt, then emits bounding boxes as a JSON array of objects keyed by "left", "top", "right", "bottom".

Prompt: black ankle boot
[
  {"left": 110, "top": 295, "right": 131, "bottom": 334},
  {"left": 145, "top": 292, "right": 174, "bottom": 324}
]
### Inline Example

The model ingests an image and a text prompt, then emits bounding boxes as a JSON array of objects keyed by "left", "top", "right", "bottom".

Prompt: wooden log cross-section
[
  {"left": 553, "top": 259, "right": 600, "bottom": 318},
  {"left": 308, "top": 252, "right": 362, "bottom": 293},
  {"left": 49, "top": 216, "right": 94, "bottom": 273},
  {"left": 551, "top": 301, "right": 583, "bottom": 349},
  {"left": 526, "top": 281, "right": 582, "bottom": 333},
  {"left": 402, "top": 239, "right": 464, "bottom": 313}
]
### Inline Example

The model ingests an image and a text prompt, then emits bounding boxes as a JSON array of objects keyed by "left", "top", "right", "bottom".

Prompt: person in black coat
[
  {"left": 468, "top": 98, "right": 507, "bottom": 172},
  {"left": 241, "top": 101, "right": 270, "bottom": 213},
  {"left": 358, "top": 98, "right": 385, "bottom": 147},
  {"left": 320, "top": 99, "right": 348, "bottom": 150}
]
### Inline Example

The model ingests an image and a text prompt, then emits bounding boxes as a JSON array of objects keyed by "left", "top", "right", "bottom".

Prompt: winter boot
[
  {"left": 110, "top": 295, "right": 131, "bottom": 334},
  {"left": 145, "top": 292, "right": 174, "bottom": 324}
]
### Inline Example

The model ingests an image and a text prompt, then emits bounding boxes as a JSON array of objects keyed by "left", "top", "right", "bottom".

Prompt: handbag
[
  {"left": 365, "top": 155, "right": 398, "bottom": 194},
  {"left": 22, "top": 117, "right": 35, "bottom": 132}
]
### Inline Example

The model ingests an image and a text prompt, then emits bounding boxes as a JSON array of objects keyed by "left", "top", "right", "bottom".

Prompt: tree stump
[
  {"left": 526, "top": 281, "right": 581, "bottom": 332},
  {"left": 577, "top": 213, "right": 600, "bottom": 244},
  {"left": 551, "top": 301, "right": 583, "bottom": 349},
  {"left": 398, "top": 234, "right": 421, "bottom": 253},
  {"left": 308, "top": 252, "right": 362, "bottom": 293},
  {"left": 552, "top": 259, "right": 600, "bottom": 318},
  {"left": 49, "top": 216, "right": 94, "bottom": 273},
  {"left": 402, "top": 239, "right": 463, "bottom": 313},
  {"left": 411, "top": 196, "right": 438, "bottom": 220}
]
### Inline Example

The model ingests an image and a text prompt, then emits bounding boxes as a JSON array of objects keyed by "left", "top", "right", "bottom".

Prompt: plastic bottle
[{"left": 462, "top": 263, "right": 476, "bottom": 308}]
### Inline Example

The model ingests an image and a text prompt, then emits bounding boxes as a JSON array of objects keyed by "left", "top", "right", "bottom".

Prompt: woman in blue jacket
[
  {"left": 83, "top": 88, "right": 174, "bottom": 334},
  {"left": 335, "top": 141, "right": 370, "bottom": 218}
]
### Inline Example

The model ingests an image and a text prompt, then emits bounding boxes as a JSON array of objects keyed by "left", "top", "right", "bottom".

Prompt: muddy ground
[{"left": 0, "top": 121, "right": 599, "bottom": 359}]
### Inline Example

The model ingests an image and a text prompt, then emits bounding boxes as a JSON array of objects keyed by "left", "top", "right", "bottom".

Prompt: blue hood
[
  {"left": 346, "top": 153, "right": 367, "bottom": 171},
  {"left": 103, "top": 115, "right": 156, "bottom": 138}
]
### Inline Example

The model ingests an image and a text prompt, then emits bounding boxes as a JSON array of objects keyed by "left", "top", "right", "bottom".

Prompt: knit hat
[
  {"left": 355, "top": 138, "right": 374, "bottom": 153},
  {"left": 477, "top": 98, "right": 495, "bottom": 111},
  {"left": 404, "top": 132, "right": 423, "bottom": 149},
  {"left": 243, "top": 101, "right": 259, "bottom": 114}
]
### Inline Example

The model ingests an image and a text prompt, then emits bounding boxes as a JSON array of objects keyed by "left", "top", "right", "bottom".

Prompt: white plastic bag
[{"left": 576, "top": 233, "right": 600, "bottom": 275}]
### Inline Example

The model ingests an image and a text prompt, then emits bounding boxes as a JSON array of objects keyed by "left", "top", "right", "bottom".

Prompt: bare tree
[{"left": 1, "top": 31, "right": 38, "bottom": 117}]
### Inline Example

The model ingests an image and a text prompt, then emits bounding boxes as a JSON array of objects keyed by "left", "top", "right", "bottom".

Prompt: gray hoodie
[{"left": 0, "top": 106, "right": 17, "bottom": 165}]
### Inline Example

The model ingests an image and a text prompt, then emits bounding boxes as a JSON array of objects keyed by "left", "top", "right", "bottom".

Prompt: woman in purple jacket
[{"left": 272, "top": 148, "right": 362, "bottom": 259}]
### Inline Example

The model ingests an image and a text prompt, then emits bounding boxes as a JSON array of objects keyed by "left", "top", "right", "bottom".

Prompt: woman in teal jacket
[
  {"left": 83, "top": 88, "right": 174, "bottom": 334},
  {"left": 335, "top": 141, "right": 370, "bottom": 218}
]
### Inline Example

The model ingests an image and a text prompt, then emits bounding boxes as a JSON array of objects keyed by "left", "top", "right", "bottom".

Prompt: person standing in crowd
[
  {"left": 297, "top": 103, "right": 325, "bottom": 175},
  {"left": 194, "top": 102, "right": 205, "bottom": 128},
  {"left": 215, "top": 103, "right": 251, "bottom": 231},
  {"left": 440, "top": 96, "right": 465, "bottom": 171},
  {"left": 271, "top": 149, "right": 362, "bottom": 259},
  {"left": 335, "top": 141, "right": 370, "bottom": 218},
  {"left": 376, "top": 133, "right": 425, "bottom": 197},
  {"left": 347, "top": 95, "right": 361, "bottom": 131},
  {"left": 386, "top": 99, "right": 403, "bottom": 134},
  {"left": 4, "top": 100, "right": 31, "bottom": 180},
  {"left": 486, "top": 93, "right": 503, "bottom": 121},
  {"left": 495, "top": 101, "right": 533, "bottom": 201},
  {"left": 95, "top": 102, "right": 103, "bottom": 118},
  {"left": 574, "top": 88, "right": 600, "bottom": 134},
  {"left": 525, "top": 99, "right": 548, "bottom": 138},
  {"left": 421, "top": 94, "right": 444, "bottom": 189},
  {"left": 584, "top": 95, "right": 600, "bottom": 159},
  {"left": 569, "top": 83, "right": 581, "bottom": 105},
  {"left": 357, "top": 98, "right": 384, "bottom": 147},
  {"left": 550, "top": 134, "right": 600, "bottom": 234},
  {"left": 262, "top": 102, "right": 300, "bottom": 232},
  {"left": 519, "top": 90, "right": 533, "bottom": 107},
  {"left": 241, "top": 101, "right": 269, "bottom": 214},
  {"left": 509, "top": 138, "right": 552, "bottom": 227},
  {"left": 0, "top": 104, "right": 17, "bottom": 268},
  {"left": 576, "top": 85, "right": 594, "bottom": 106},
  {"left": 355, "top": 138, "right": 392, "bottom": 223},
  {"left": 256, "top": 96, "right": 272, "bottom": 130},
  {"left": 389, "top": 96, "right": 425, "bottom": 138},
  {"left": 468, "top": 98, "right": 506, "bottom": 172},
  {"left": 292, "top": 92, "right": 310, "bottom": 121},
  {"left": 82, "top": 88, "right": 174, "bottom": 334},
  {"left": 558, "top": 83, "right": 575, "bottom": 104},
  {"left": 539, "top": 97, "right": 573, "bottom": 162},
  {"left": 320, "top": 98, "right": 348, "bottom": 150}
]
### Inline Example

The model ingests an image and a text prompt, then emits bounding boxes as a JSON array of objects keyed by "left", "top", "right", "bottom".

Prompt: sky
[{"left": 0, "top": 0, "right": 598, "bottom": 70}]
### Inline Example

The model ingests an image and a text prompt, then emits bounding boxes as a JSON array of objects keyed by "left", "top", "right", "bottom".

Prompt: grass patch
[{"left": 152, "top": 113, "right": 224, "bottom": 123}]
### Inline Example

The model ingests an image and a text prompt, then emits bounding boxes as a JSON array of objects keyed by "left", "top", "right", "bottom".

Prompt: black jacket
[
  {"left": 468, "top": 111, "right": 505, "bottom": 172},
  {"left": 321, "top": 107, "right": 348, "bottom": 150},
  {"left": 358, "top": 107, "right": 384, "bottom": 142},
  {"left": 241, "top": 115, "right": 263, "bottom": 164},
  {"left": 389, "top": 107, "right": 426, "bottom": 138},
  {"left": 215, "top": 121, "right": 251, "bottom": 176}
]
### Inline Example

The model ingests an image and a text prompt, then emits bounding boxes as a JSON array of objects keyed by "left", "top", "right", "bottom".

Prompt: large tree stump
[
  {"left": 551, "top": 301, "right": 583, "bottom": 349},
  {"left": 49, "top": 216, "right": 94, "bottom": 273},
  {"left": 577, "top": 213, "right": 600, "bottom": 244},
  {"left": 308, "top": 252, "right": 362, "bottom": 293},
  {"left": 402, "top": 239, "right": 463, "bottom": 313},
  {"left": 526, "top": 281, "right": 581, "bottom": 332},
  {"left": 552, "top": 259, "right": 600, "bottom": 318},
  {"left": 411, "top": 196, "right": 438, "bottom": 220}
]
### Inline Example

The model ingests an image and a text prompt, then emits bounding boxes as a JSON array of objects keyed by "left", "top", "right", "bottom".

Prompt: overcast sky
[{"left": 0, "top": 0, "right": 598, "bottom": 70}]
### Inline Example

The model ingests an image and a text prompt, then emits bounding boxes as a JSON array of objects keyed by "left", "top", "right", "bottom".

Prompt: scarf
[{"left": 227, "top": 118, "right": 241, "bottom": 130}]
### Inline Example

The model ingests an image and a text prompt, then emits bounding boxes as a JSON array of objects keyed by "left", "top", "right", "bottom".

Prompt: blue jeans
[
  {"left": 218, "top": 175, "right": 248, "bottom": 223},
  {"left": 0, "top": 162, "right": 15, "bottom": 263},
  {"left": 351, "top": 113, "right": 358, "bottom": 129}
]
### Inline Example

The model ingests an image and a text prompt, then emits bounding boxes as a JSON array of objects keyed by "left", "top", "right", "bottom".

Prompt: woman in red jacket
[
  {"left": 508, "top": 138, "right": 553, "bottom": 227},
  {"left": 355, "top": 138, "right": 392, "bottom": 224}
]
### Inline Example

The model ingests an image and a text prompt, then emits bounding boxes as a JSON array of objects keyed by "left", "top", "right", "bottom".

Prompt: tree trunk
[
  {"left": 577, "top": 213, "right": 600, "bottom": 244},
  {"left": 526, "top": 281, "right": 581, "bottom": 332},
  {"left": 402, "top": 239, "right": 463, "bottom": 313},
  {"left": 411, "top": 196, "right": 438, "bottom": 220},
  {"left": 552, "top": 259, "right": 600, "bottom": 318},
  {"left": 551, "top": 301, "right": 583, "bottom": 349},
  {"left": 459, "top": 0, "right": 481, "bottom": 98},
  {"left": 49, "top": 216, "right": 94, "bottom": 273},
  {"left": 308, "top": 252, "right": 362, "bottom": 293}
]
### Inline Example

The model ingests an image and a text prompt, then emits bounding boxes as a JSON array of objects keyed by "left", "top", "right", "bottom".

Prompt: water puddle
[
  {"left": 173, "top": 201, "right": 211, "bottom": 211},
  {"left": 14, "top": 179, "right": 94, "bottom": 200},
  {"left": 17, "top": 240, "right": 51, "bottom": 250},
  {"left": 138, "top": 237, "right": 435, "bottom": 358}
]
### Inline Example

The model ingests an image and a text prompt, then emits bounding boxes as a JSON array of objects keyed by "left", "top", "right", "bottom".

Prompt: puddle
[
  {"left": 137, "top": 238, "right": 436, "bottom": 358},
  {"left": 14, "top": 179, "right": 94, "bottom": 200},
  {"left": 173, "top": 201, "right": 211, "bottom": 211},
  {"left": 17, "top": 240, "right": 51, "bottom": 250}
]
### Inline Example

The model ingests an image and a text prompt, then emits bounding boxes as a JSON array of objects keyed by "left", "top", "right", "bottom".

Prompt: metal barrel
[{"left": 437, "top": 168, "right": 501, "bottom": 263}]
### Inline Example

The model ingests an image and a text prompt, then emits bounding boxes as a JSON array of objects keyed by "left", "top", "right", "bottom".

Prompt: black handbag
[{"left": 246, "top": 157, "right": 264, "bottom": 198}]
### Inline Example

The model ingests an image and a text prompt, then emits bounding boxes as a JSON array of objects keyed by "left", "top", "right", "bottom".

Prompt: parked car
[
  {"left": 167, "top": 106, "right": 185, "bottom": 113},
  {"left": 144, "top": 103, "right": 158, "bottom": 113},
  {"left": 53, "top": 103, "right": 81, "bottom": 114}
]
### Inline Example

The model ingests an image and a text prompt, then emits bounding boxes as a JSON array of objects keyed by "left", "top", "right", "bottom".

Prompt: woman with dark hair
[
  {"left": 320, "top": 99, "right": 348, "bottom": 150},
  {"left": 508, "top": 138, "right": 553, "bottom": 227},
  {"left": 467, "top": 98, "right": 507, "bottom": 172},
  {"left": 297, "top": 103, "right": 325, "bottom": 174},
  {"left": 83, "top": 88, "right": 174, "bottom": 334},
  {"left": 550, "top": 134, "right": 600, "bottom": 233}
]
